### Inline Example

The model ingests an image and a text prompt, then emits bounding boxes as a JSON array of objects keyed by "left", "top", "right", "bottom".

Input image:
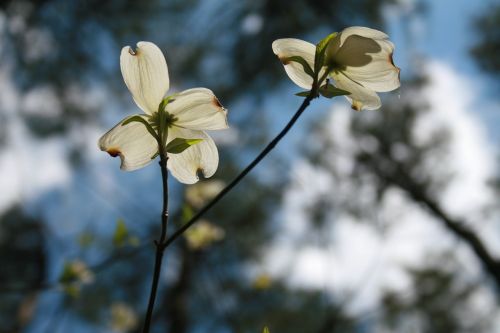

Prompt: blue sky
[{"left": 389, "top": 0, "right": 500, "bottom": 138}]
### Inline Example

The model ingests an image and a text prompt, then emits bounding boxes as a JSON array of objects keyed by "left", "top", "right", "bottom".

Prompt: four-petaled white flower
[
  {"left": 272, "top": 26, "right": 400, "bottom": 111},
  {"left": 99, "top": 41, "right": 228, "bottom": 184}
]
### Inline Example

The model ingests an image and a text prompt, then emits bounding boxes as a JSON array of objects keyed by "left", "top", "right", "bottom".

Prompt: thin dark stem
[
  {"left": 161, "top": 92, "right": 315, "bottom": 250},
  {"left": 142, "top": 153, "right": 170, "bottom": 333}
]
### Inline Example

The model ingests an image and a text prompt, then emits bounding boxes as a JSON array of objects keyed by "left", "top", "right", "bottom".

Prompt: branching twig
[{"left": 161, "top": 92, "right": 315, "bottom": 250}]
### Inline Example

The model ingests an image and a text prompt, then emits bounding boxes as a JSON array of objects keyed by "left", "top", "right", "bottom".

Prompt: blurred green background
[{"left": 1, "top": 0, "right": 500, "bottom": 332}]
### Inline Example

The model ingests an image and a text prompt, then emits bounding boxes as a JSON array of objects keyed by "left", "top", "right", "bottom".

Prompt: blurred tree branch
[
  {"left": 471, "top": 4, "right": 500, "bottom": 77},
  {"left": 369, "top": 157, "right": 500, "bottom": 289}
]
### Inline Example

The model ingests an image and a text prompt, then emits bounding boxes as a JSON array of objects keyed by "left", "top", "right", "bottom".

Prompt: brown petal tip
[
  {"left": 351, "top": 101, "right": 363, "bottom": 111},
  {"left": 195, "top": 167, "right": 206, "bottom": 180},
  {"left": 278, "top": 56, "right": 290, "bottom": 65},
  {"left": 128, "top": 47, "right": 138, "bottom": 56},
  {"left": 212, "top": 96, "right": 223, "bottom": 108},
  {"left": 388, "top": 52, "right": 401, "bottom": 79},
  {"left": 212, "top": 96, "right": 228, "bottom": 119},
  {"left": 388, "top": 52, "right": 396, "bottom": 66},
  {"left": 106, "top": 148, "right": 122, "bottom": 157}
]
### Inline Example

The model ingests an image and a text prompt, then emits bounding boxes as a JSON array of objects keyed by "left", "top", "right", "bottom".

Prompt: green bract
[
  {"left": 165, "top": 138, "right": 204, "bottom": 154},
  {"left": 318, "top": 83, "right": 351, "bottom": 98},
  {"left": 283, "top": 55, "right": 315, "bottom": 78},
  {"left": 315, "top": 32, "right": 338, "bottom": 74}
]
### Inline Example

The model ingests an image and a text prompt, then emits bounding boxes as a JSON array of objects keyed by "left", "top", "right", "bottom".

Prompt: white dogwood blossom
[
  {"left": 272, "top": 26, "right": 400, "bottom": 111},
  {"left": 99, "top": 42, "right": 228, "bottom": 184}
]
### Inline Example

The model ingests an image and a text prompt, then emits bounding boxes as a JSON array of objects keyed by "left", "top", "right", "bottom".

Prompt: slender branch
[
  {"left": 161, "top": 92, "right": 315, "bottom": 250},
  {"left": 373, "top": 161, "right": 500, "bottom": 289},
  {"left": 138, "top": 90, "right": 315, "bottom": 331},
  {"left": 142, "top": 153, "right": 170, "bottom": 333},
  {"left": 416, "top": 190, "right": 500, "bottom": 287}
]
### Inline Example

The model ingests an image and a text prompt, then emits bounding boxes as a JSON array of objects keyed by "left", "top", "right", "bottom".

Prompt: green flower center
[
  {"left": 149, "top": 104, "right": 178, "bottom": 131},
  {"left": 164, "top": 112, "right": 178, "bottom": 126},
  {"left": 328, "top": 58, "right": 346, "bottom": 74}
]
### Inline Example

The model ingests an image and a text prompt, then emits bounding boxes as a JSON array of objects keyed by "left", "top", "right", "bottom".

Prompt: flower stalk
[{"left": 142, "top": 151, "right": 170, "bottom": 333}]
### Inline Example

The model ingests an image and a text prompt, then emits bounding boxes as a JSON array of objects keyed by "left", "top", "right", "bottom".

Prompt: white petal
[
  {"left": 332, "top": 71, "right": 381, "bottom": 111},
  {"left": 328, "top": 27, "right": 400, "bottom": 92},
  {"left": 339, "top": 26, "right": 389, "bottom": 44},
  {"left": 166, "top": 127, "right": 219, "bottom": 184},
  {"left": 166, "top": 88, "right": 228, "bottom": 130},
  {"left": 272, "top": 38, "right": 316, "bottom": 89},
  {"left": 120, "top": 41, "right": 169, "bottom": 114},
  {"left": 98, "top": 115, "right": 158, "bottom": 171}
]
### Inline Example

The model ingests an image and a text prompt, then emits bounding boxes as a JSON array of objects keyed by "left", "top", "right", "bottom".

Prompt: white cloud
[
  {"left": 417, "top": 61, "right": 496, "bottom": 220},
  {"left": 22, "top": 85, "right": 62, "bottom": 117},
  {"left": 0, "top": 56, "right": 71, "bottom": 214}
]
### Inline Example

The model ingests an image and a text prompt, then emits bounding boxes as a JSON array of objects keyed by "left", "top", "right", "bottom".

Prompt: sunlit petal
[
  {"left": 328, "top": 27, "right": 400, "bottom": 92},
  {"left": 166, "top": 127, "right": 218, "bottom": 184},
  {"left": 98, "top": 115, "right": 158, "bottom": 171},
  {"left": 339, "top": 26, "right": 389, "bottom": 43},
  {"left": 272, "top": 38, "right": 316, "bottom": 89},
  {"left": 340, "top": 45, "right": 400, "bottom": 92},
  {"left": 167, "top": 88, "right": 228, "bottom": 130},
  {"left": 120, "top": 41, "right": 170, "bottom": 114},
  {"left": 332, "top": 71, "right": 381, "bottom": 111}
]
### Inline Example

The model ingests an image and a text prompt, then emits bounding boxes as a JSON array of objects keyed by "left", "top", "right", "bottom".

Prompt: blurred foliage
[
  {"left": 113, "top": 219, "right": 140, "bottom": 248},
  {"left": 471, "top": 3, "right": 500, "bottom": 76},
  {"left": 58, "top": 260, "right": 95, "bottom": 297},
  {"left": 227, "top": 284, "right": 358, "bottom": 333},
  {"left": 183, "top": 220, "right": 225, "bottom": 250},
  {"left": 109, "top": 302, "right": 139, "bottom": 333},
  {"left": 0, "top": 206, "right": 46, "bottom": 333},
  {"left": 381, "top": 254, "right": 490, "bottom": 333}
]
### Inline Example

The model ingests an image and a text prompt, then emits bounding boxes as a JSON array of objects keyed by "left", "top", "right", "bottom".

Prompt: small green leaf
[
  {"left": 262, "top": 326, "right": 270, "bottom": 333},
  {"left": 319, "top": 84, "right": 350, "bottom": 98},
  {"left": 113, "top": 219, "right": 128, "bottom": 247},
  {"left": 285, "top": 56, "right": 315, "bottom": 79},
  {"left": 158, "top": 95, "right": 177, "bottom": 113},
  {"left": 295, "top": 91, "right": 311, "bottom": 97},
  {"left": 166, "top": 138, "right": 203, "bottom": 154},
  {"left": 316, "top": 32, "right": 338, "bottom": 54},
  {"left": 315, "top": 32, "right": 338, "bottom": 73},
  {"left": 150, "top": 151, "right": 159, "bottom": 160},
  {"left": 122, "top": 116, "right": 160, "bottom": 142}
]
